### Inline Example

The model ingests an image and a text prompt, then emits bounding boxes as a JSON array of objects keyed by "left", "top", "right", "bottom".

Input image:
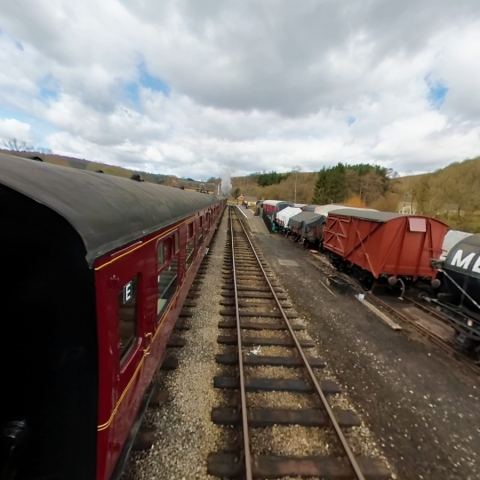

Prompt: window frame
[
  {"left": 118, "top": 275, "right": 139, "bottom": 366},
  {"left": 156, "top": 233, "right": 179, "bottom": 320}
]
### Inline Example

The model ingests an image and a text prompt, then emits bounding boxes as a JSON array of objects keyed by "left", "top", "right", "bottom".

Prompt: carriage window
[
  {"left": 187, "top": 222, "right": 194, "bottom": 240},
  {"left": 118, "top": 277, "right": 138, "bottom": 364},
  {"left": 175, "top": 232, "right": 179, "bottom": 252},
  {"left": 157, "top": 257, "right": 178, "bottom": 319},
  {"left": 158, "top": 236, "right": 175, "bottom": 267},
  {"left": 163, "top": 239, "right": 172, "bottom": 263},
  {"left": 157, "top": 243, "right": 164, "bottom": 266},
  {"left": 186, "top": 237, "right": 195, "bottom": 269}
]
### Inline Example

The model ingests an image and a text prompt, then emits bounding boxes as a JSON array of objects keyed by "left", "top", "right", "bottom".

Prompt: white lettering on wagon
[
  {"left": 449, "top": 249, "right": 476, "bottom": 270},
  {"left": 473, "top": 256, "right": 480, "bottom": 274},
  {"left": 123, "top": 281, "right": 133, "bottom": 304}
]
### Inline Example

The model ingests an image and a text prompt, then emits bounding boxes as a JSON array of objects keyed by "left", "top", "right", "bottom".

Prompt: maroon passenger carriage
[{"left": 0, "top": 153, "right": 225, "bottom": 480}]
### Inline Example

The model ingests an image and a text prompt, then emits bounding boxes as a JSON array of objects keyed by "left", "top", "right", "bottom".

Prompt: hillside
[
  {"left": 395, "top": 157, "right": 480, "bottom": 231},
  {"left": 0, "top": 149, "right": 217, "bottom": 190},
  {"left": 2, "top": 148, "right": 478, "bottom": 232},
  {"left": 231, "top": 157, "right": 480, "bottom": 232}
]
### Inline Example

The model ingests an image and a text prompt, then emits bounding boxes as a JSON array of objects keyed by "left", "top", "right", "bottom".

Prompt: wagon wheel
[{"left": 360, "top": 273, "right": 374, "bottom": 291}]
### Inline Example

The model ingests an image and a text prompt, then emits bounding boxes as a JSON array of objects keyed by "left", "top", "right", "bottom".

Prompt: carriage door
[
  {"left": 109, "top": 249, "right": 148, "bottom": 436},
  {"left": 117, "top": 252, "right": 148, "bottom": 411}
]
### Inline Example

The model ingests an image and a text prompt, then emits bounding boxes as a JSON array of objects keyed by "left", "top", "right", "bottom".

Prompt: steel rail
[
  {"left": 308, "top": 249, "right": 480, "bottom": 376},
  {"left": 234, "top": 206, "right": 367, "bottom": 480},
  {"left": 229, "top": 208, "right": 253, "bottom": 480},
  {"left": 371, "top": 294, "right": 480, "bottom": 376}
]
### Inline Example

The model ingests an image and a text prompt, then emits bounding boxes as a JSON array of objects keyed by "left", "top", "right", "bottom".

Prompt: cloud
[
  {"left": 0, "top": 117, "right": 34, "bottom": 143},
  {"left": 0, "top": 0, "right": 480, "bottom": 179}
]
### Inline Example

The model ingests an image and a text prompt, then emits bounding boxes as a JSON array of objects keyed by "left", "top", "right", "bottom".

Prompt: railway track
[
  {"left": 207, "top": 207, "right": 390, "bottom": 479},
  {"left": 368, "top": 294, "right": 480, "bottom": 376},
  {"left": 306, "top": 247, "right": 480, "bottom": 376}
]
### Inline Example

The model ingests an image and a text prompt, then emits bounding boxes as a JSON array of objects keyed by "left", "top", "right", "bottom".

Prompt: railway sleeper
[
  {"left": 223, "top": 261, "right": 269, "bottom": 268},
  {"left": 132, "top": 426, "right": 157, "bottom": 451},
  {"left": 160, "top": 356, "right": 179, "bottom": 370},
  {"left": 182, "top": 301, "right": 198, "bottom": 308},
  {"left": 166, "top": 337, "right": 186, "bottom": 348},
  {"left": 215, "top": 353, "right": 325, "bottom": 368},
  {"left": 223, "top": 270, "right": 273, "bottom": 276},
  {"left": 222, "top": 284, "right": 283, "bottom": 292},
  {"left": 222, "top": 273, "right": 276, "bottom": 280},
  {"left": 207, "top": 453, "right": 391, "bottom": 479},
  {"left": 219, "top": 299, "right": 293, "bottom": 308},
  {"left": 221, "top": 292, "right": 289, "bottom": 300},
  {"left": 213, "top": 376, "right": 340, "bottom": 394},
  {"left": 220, "top": 309, "right": 298, "bottom": 318},
  {"left": 217, "top": 335, "right": 313, "bottom": 347},
  {"left": 211, "top": 407, "right": 360, "bottom": 428},
  {"left": 174, "top": 319, "right": 191, "bottom": 330},
  {"left": 218, "top": 320, "right": 304, "bottom": 330},
  {"left": 222, "top": 285, "right": 283, "bottom": 293}
]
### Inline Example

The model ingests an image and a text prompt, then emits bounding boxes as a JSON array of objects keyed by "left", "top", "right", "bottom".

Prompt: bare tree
[
  {"left": 3, "top": 138, "right": 35, "bottom": 152},
  {"left": 292, "top": 165, "right": 302, "bottom": 203}
]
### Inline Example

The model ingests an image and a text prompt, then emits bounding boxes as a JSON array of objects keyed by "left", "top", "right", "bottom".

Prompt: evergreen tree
[
  {"left": 328, "top": 163, "right": 348, "bottom": 202},
  {"left": 312, "top": 168, "right": 329, "bottom": 204}
]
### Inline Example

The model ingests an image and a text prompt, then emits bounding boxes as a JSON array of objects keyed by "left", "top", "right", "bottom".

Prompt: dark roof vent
[
  {"left": 95, "top": 169, "right": 104, "bottom": 174},
  {"left": 131, "top": 174, "right": 145, "bottom": 182},
  {"left": 29, "top": 156, "right": 43, "bottom": 162}
]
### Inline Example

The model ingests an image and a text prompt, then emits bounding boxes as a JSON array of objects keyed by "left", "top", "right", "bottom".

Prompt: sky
[{"left": 1, "top": 0, "right": 480, "bottom": 179}]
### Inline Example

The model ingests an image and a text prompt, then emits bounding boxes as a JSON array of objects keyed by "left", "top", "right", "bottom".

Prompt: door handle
[{"left": 143, "top": 332, "right": 154, "bottom": 356}]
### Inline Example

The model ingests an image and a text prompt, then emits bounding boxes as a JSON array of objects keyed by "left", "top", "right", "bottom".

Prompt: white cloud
[
  {"left": 0, "top": 0, "right": 480, "bottom": 179},
  {"left": 0, "top": 118, "right": 34, "bottom": 144}
]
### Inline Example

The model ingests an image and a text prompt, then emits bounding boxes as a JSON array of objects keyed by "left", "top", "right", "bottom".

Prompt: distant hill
[
  {"left": 393, "top": 156, "right": 480, "bottom": 231},
  {"left": 2, "top": 148, "right": 478, "bottom": 231},
  {"left": 230, "top": 156, "right": 480, "bottom": 232},
  {"left": 0, "top": 149, "right": 173, "bottom": 185},
  {"left": 0, "top": 150, "right": 222, "bottom": 193}
]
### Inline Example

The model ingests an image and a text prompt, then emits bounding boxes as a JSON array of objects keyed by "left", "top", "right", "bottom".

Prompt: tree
[
  {"left": 233, "top": 187, "right": 241, "bottom": 199},
  {"left": 292, "top": 165, "right": 302, "bottom": 203},
  {"left": 328, "top": 163, "right": 348, "bottom": 203},
  {"left": 257, "top": 171, "right": 290, "bottom": 187},
  {"left": 344, "top": 194, "right": 366, "bottom": 208},
  {"left": 412, "top": 176, "right": 431, "bottom": 214},
  {"left": 3, "top": 138, "right": 35, "bottom": 152},
  {"left": 312, "top": 168, "right": 329, "bottom": 204}
]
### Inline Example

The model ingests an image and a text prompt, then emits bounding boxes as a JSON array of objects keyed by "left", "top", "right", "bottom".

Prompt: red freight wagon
[
  {"left": 0, "top": 153, "right": 225, "bottom": 480},
  {"left": 323, "top": 209, "right": 448, "bottom": 286}
]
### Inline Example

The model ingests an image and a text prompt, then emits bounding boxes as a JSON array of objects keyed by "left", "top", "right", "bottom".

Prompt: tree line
[
  {"left": 256, "top": 171, "right": 291, "bottom": 187},
  {"left": 312, "top": 163, "right": 394, "bottom": 205},
  {"left": 400, "top": 158, "right": 480, "bottom": 231}
]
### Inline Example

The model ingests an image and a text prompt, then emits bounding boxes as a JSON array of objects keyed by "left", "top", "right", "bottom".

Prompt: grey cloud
[{"left": 1, "top": 0, "right": 480, "bottom": 178}]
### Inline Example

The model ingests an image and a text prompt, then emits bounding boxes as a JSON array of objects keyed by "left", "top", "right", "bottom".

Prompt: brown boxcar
[{"left": 323, "top": 209, "right": 448, "bottom": 281}]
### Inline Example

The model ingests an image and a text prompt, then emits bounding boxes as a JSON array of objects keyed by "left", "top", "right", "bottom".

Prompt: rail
[
  {"left": 229, "top": 207, "right": 253, "bottom": 480},
  {"left": 232, "top": 206, "right": 367, "bottom": 480}
]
